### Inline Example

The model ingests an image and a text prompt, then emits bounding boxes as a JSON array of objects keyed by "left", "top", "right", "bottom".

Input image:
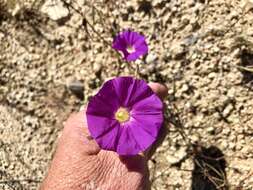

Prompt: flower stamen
[
  {"left": 126, "top": 45, "right": 135, "bottom": 54},
  {"left": 115, "top": 107, "right": 130, "bottom": 123}
]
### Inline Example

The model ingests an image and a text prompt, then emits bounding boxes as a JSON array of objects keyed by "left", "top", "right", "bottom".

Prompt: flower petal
[
  {"left": 130, "top": 113, "right": 163, "bottom": 138},
  {"left": 96, "top": 121, "right": 120, "bottom": 151},
  {"left": 126, "top": 79, "right": 154, "bottom": 107},
  {"left": 112, "top": 77, "right": 152, "bottom": 107},
  {"left": 86, "top": 114, "right": 117, "bottom": 139},
  {"left": 116, "top": 125, "right": 141, "bottom": 155},
  {"left": 132, "top": 94, "right": 163, "bottom": 114},
  {"left": 135, "top": 44, "right": 148, "bottom": 54},
  {"left": 129, "top": 121, "right": 156, "bottom": 150},
  {"left": 124, "top": 30, "right": 140, "bottom": 45},
  {"left": 88, "top": 80, "right": 120, "bottom": 117},
  {"left": 112, "top": 76, "right": 133, "bottom": 106},
  {"left": 126, "top": 51, "right": 144, "bottom": 61},
  {"left": 133, "top": 36, "right": 146, "bottom": 47},
  {"left": 112, "top": 35, "right": 127, "bottom": 51}
]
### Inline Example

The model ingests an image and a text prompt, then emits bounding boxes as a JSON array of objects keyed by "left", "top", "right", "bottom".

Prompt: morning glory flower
[
  {"left": 86, "top": 76, "right": 163, "bottom": 155},
  {"left": 112, "top": 30, "right": 148, "bottom": 62}
]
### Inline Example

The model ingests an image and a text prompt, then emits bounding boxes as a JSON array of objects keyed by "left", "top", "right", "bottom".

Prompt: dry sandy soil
[{"left": 0, "top": 0, "right": 253, "bottom": 189}]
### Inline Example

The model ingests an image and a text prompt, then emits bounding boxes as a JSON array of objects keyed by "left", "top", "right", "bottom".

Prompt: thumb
[{"left": 148, "top": 82, "right": 168, "bottom": 100}]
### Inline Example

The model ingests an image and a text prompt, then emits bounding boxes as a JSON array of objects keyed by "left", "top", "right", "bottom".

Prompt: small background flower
[
  {"left": 86, "top": 77, "right": 163, "bottom": 155},
  {"left": 112, "top": 30, "right": 148, "bottom": 61}
]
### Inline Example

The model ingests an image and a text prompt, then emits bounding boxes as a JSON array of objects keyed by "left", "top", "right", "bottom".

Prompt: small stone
[
  {"left": 67, "top": 81, "right": 84, "bottom": 100},
  {"left": 228, "top": 142, "right": 236, "bottom": 150},
  {"left": 212, "top": 46, "right": 220, "bottom": 53},
  {"left": 93, "top": 62, "right": 102, "bottom": 75},
  {"left": 186, "top": 0, "right": 195, "bottom": 6},
  {"left": 147, "top": 63, "right": 156, "bottom": 73},
  {"left": 191, "top": 53, "right": 198, "bottom": 60},
  {"left": 191, "top": 134, "right": 200, "bottom": 142},
  {"left": 183, "top": 34, "right": 199, "bottom": 46},
  {"left": 207, "top": 126, "right": 215, "bottom": 134},
  {"left": 166, "top": 147, "right": 187, "bottom": 165},
  {"left": 222, "top": 127, "right": 231, "bottom": 135},
  {"left": 9, "top": 2, "right": 21, "bottom": 16},
  {"left": 152, "top": 0, "right": 164, "bottom": 6},
  {"left": 227, "top": 88, "right": 236, "bottom": 98},
  {"left": 181, "top": 84, "right": 189, "bottom": 93},
  {"left": 222, "top": 104, "right": 234, "bottom": 118},
  {"left": 220, "top": 141, "right": 228, "bottom": 149},
  {"left": 236, "top": 144, "right": 243, "bottom": 151},
  {"left": 139, "top": 67, "right": 148, "bottom": 75},
  {"left": 170, "top": 42, "right": 186, "bottom": 59},
  {"left": 208, "top": 72, "right": 216, "bottom": 79},
  {"left": 241, "top": 0, "right": 253, "bottom": 12},
  {"left": 41, "top": 0, "right": 70, "bottom": 21},
  {"left": 146, "top": 53, "right": 158, "bottom": 64}
]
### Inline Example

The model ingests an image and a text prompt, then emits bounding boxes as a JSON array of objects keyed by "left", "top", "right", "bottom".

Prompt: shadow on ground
[
  {"left": 191, "top": 145, "right": 228, "bottom": 190},
  {"left": 239, "top": 49, "right": 253, "bottom": 88}
]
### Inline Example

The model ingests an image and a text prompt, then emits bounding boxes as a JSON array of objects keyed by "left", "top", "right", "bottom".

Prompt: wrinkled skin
[{"left": 40, "top": 83, "right": 167, "bottom": 190}]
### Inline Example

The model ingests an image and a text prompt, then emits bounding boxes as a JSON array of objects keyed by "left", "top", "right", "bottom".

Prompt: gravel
[{"left": 1, "top": 0, "right": 253, "bottom": 189}]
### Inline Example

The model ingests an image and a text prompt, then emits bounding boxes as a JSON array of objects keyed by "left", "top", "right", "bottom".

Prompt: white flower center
[{"left": 126, "top": 45, "right": 135, "bottom": 54}]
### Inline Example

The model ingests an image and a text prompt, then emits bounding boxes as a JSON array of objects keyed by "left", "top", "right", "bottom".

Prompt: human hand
[{"left": 40, "top": 83, "right": 167, "bottom": 190}]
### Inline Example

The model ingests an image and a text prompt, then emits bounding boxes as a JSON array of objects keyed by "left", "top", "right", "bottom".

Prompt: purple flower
[
  {"left": 86, "top": 76, "right": 163, "bottom": 155},
  {"left": 112, "top": 30, "right": 148, "bottom": 62}
]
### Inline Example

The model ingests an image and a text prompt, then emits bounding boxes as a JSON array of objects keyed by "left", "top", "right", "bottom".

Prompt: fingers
[{"left": 148, "top": 82, "right": 168, "bottom": 100}]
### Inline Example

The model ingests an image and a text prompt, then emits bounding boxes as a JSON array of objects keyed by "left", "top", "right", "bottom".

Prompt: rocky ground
[{"left": 0, "top": 0, "right": 253, "bottom": 189}]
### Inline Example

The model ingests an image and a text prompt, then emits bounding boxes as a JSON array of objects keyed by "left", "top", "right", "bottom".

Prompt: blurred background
[{"left": 0, "top": 0, "right": 253, "bottom": 189}]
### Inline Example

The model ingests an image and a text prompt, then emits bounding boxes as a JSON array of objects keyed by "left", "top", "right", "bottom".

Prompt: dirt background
[{"left": 0, "top": 0, "right": 253, "bottom": 189}]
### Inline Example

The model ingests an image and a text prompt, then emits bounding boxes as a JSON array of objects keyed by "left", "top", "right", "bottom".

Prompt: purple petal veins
[
  {"left": 112, "top": 30, "right": 148, "bottom": 61},
  {"left": 86, "top": 76, "right": 163, "bottom": 155}
]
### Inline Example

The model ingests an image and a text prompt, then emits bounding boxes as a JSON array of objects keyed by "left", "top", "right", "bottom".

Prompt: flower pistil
[
  {"left": 115, "top": 107, "right": 130, "bottom": 123},
  {"left": 126, "top": 45, "right": 135, "bottom": 54}
]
